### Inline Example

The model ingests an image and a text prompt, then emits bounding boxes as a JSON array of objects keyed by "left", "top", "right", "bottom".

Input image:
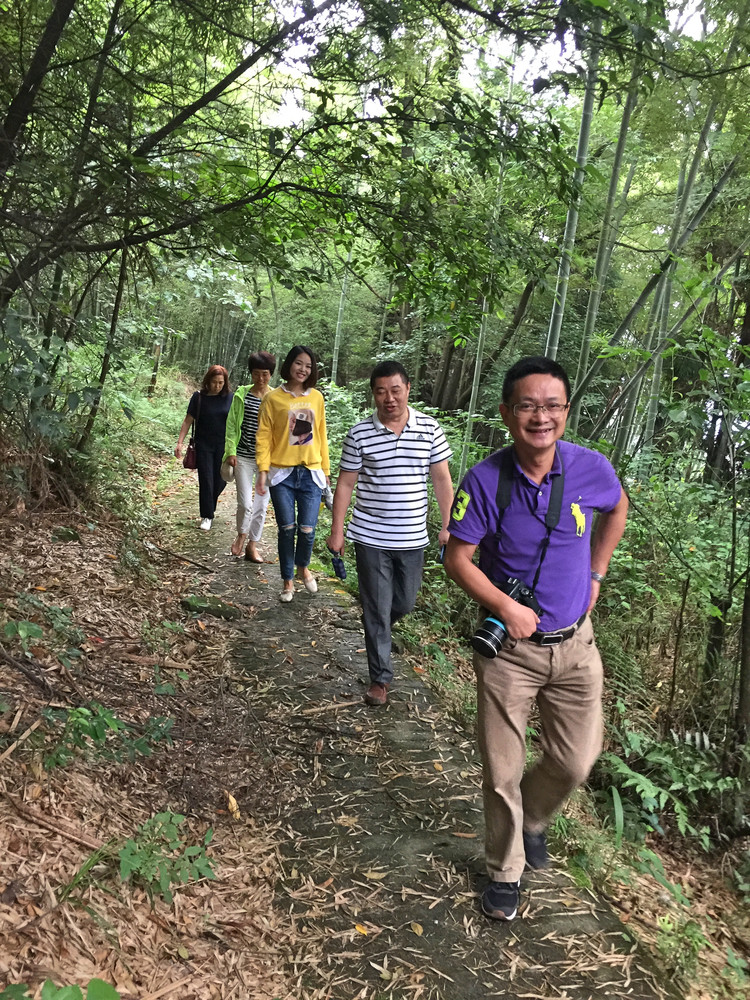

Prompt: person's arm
[
  {"left": 223, "top": 392, "right": 244, "bottom": 465},
  {"left": 254, "top": 394, "right": 275, "bottom": 493},
  {"left": 587, "top": 487, "right": 629, "bottom": 613},
  {"left": 429, "top": 459, "right": 454, "bottom": 547},
  {"left": 174, "top": 414, "right": 194, "bottom": 458},
  {"left": 444, "top": 536, "right": 540, "bottom": 639},
  {"left": 317, "top": 391, "right": 331, "bottom": 483},
  {"left": 326, "top": 469, "right": 358, "bottom": 554}
]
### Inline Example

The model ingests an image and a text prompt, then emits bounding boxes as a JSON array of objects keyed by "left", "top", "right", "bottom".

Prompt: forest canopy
[{"left": 2, "top": 0, "right": 750, "bottom": 814}]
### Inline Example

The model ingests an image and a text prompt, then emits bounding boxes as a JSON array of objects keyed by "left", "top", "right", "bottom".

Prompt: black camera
[{"left": 471, "top": 578, "right": 542, "bottom": 659}]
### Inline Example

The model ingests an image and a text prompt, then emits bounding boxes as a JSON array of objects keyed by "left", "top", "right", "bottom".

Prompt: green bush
[{"left": 0, "top": 980, "right": 119, "bottom": 1000}]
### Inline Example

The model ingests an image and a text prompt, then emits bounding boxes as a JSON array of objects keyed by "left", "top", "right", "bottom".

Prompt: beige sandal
[{"left": 230, "top": 534, "right": 247, "bottom": 557}]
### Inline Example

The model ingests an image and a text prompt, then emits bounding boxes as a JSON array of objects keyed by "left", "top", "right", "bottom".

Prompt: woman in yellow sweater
[{"left": 255, "top": 346, "right": 330, "bottom": 602}]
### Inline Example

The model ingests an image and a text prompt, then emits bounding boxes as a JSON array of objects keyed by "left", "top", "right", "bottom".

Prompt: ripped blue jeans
[{"left": 269, "top": 466, "right": 323, "bottom": 581}]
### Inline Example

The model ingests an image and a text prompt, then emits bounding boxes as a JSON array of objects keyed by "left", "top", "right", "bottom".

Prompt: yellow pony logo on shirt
[{"left": 570, "top": 502, "right": 586, "bottom": 536}]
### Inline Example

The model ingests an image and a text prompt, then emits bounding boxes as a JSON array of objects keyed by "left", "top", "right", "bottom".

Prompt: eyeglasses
[{"left": 512, "top": 402, "right": 570, "bottom": 416}]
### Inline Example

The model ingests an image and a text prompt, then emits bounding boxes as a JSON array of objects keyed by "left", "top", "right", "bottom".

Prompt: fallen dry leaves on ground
[{"left": 0, "top": 480, "right": 316, "bottom": 999}]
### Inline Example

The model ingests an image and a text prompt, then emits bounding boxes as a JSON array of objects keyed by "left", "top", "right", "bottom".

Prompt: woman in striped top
[{"left": 223, "top": 351, "right": 276, "bottom": 561}]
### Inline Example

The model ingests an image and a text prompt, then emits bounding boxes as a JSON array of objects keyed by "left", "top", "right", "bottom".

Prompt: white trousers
[{"left": 234, "top": 455, "right": 270, "bottom": 541}]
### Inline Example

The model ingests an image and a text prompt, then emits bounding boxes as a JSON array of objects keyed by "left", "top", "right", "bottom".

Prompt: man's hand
[
  {"left": 587, "top": 578, "right": 601, "bottom": 615},
  {"left": 327, "top": 530, "right": 345, "bottom": 555},
  {"left": 437, "top": 526, "right": 450, "bottom": 547},
  {"left": 500, "top": 601, "right": 540, "bottom": 640},
  {"left": 445, "top": 536, "right": 539, "bottom": 639}
]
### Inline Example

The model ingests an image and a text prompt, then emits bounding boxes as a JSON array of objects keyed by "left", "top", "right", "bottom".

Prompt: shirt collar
[
  {"left": 281, "top": 385, "right": 310, "bottom": 397},
  {"left": 511, "top": 444, "right": 563, "bottom": 486},
  {"left": 372, "top": 405, "right": 414, "bottom": 433}
]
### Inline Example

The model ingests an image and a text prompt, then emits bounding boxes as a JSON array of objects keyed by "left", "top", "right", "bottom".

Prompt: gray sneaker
[
  {"left": 523, "top": 829, "right": 549, "bottom": 870},
  {"left": 481, "top": 880, "right": 520, "bottom": 921}
]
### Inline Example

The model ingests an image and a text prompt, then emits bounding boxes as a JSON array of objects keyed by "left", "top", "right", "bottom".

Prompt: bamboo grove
[{"left": 2, "top": 0, "right": 750, "bottom": 842}]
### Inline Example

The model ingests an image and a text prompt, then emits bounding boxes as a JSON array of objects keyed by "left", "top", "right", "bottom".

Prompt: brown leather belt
[{"left": 527, "top": 613, "right": 587, "bottom": 646}]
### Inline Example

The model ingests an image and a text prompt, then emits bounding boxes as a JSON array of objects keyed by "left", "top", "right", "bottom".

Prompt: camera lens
[{"left": 471, "top": 616, "right": 507, "bottom": 659}]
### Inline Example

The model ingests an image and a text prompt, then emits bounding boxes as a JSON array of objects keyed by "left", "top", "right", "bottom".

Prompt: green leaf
[
  {"left": 85, "top": 983, "right": 120, "bottom": 1000},
  {"left": 42, "top": 986, "right": 84, "bottom": 1000},
  {"left": 611, "top": 785, "right": 624, "bottom": 850}
]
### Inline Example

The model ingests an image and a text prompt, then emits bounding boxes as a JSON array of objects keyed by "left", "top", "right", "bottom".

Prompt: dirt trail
[{"left": 169, "top": 481, "right": 676, "bottom": 1000}]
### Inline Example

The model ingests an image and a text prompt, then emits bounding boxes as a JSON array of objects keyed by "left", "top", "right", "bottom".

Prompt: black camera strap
[{"left": 494, "top": 445, "right": 565, "bottom": 592}]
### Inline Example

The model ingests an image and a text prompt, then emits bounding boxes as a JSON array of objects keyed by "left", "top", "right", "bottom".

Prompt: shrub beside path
[{"left": 178, "top": 488, "right": 676, "bottom": 1000}]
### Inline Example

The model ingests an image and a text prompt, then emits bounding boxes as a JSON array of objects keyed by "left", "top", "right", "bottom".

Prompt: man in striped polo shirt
[{"left": 327, "top": 361, "right": 454, "bottom": 707}]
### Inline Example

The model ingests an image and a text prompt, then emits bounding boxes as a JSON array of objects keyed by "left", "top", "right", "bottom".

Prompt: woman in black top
[{"left": 175, "top": 365, "right": 233, "bottom": 530}]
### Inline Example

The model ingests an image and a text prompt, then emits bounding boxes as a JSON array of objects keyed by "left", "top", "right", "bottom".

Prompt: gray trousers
[{"left": 354, "top": 543, "right": 425, "bottom": 685}]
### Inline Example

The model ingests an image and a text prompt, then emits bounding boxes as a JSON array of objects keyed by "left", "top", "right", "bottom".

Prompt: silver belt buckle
[{"left": 539, "top": 632, "right": 565, "bottom": 646}]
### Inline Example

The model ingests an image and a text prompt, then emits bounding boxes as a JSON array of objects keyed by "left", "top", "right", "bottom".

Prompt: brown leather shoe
[{"left": 364, "top": 682, "right": 389, "bottom": 707}]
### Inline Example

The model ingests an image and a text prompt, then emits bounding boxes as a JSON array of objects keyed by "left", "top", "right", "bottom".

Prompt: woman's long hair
[{"left": 200, "top": 365, "right": 230, "bottom": 395}]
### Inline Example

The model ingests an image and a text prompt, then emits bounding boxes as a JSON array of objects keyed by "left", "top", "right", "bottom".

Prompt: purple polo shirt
[{"left": 449, "top": 440, "right": 622, "bottom": 631}]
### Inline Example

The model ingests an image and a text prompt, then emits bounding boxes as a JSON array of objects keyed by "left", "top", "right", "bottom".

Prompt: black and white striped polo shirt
[{"left": 340, "top": 407, "right": 452, "bottom": 549}]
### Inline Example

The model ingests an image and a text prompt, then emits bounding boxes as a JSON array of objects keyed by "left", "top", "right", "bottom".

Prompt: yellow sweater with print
[{"left": 255, "top": 386, "right": 330, "bottom": 475}]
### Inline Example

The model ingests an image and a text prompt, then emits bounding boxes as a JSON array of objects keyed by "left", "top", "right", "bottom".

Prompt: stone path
[{"left": 171, "top": 493, "right": 674, "bottom": 1000}]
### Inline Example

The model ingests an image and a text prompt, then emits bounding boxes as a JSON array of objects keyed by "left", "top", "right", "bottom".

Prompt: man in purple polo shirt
[{"left": 444, "top": 356, "right": 628, "bottom": 922}]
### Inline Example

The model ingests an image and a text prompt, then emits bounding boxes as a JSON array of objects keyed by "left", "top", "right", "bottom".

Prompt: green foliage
[
  {"left": 655, "top": 914, "right": 708, "bottom": 979},
  {"left": 13, "top": 594, "right": 87, "bottom": 671},
  {"left": 596, "top": 721, "right": 739, "bottom": 850},
  {"left": 42, "top": 704, "right": 128, "bottom": 769},
  {"left": 635, "top": 847, "right": 690, "bottom": 906},
  {"left": 0, "top": 981, "right": 119, "bottom": 1000},
  {"left": 320, "top": 379, "right": 367, "bottom": 467},
  {"left": 3, "top": 619, "right": 43, "bottom": 652},
  {"left": 118, "top": 812, "right": 215, "bottom": 903},
  {"left": 141, "top": 618, "right": 186, "bottom": 657},
  {"left": 42, "top": 704, "right": 173, "bottom": 769},
  {"left": 724, "top": 946, "right": 749, "bottom": 991}
]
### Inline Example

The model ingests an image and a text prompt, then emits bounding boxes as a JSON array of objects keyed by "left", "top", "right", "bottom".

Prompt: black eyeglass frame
[{"left": 512, "top": 402, "right": 570, "bottom": 417}]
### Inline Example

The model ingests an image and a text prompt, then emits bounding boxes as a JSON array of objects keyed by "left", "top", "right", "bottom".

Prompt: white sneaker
[{"left": 200, "top": 518, "right": 212, "bottom": 531}]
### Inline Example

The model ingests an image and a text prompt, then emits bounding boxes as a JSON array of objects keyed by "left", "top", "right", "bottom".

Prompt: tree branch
[{"left": 0, "top": 0, "right": 77, "bottom": 175}]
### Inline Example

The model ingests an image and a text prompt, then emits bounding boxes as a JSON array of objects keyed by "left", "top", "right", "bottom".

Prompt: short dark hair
[
  {"left": 201, "top": 364, "right": 230, "bottom": 395},
  {"left": 280, "top": 345, "right": 318, "bottom": 389},
  {"left": 248, "top": 350, "right": 276, "bottom": 374},
  {"left": 370, "top": 360, "right": 410, "bottom": 389},
  {"left": 502, "top": 356, "right": 571, "bottom": 403}
]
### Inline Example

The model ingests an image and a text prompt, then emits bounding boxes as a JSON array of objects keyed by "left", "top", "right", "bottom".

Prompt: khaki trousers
[{"left": 474, "top": 616, "right": 603, "bottom": 881}]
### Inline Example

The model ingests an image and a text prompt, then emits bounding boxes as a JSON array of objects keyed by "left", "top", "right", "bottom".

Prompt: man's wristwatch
[{"left": 591, "top": 570, "right": 605, "bottom": 583}]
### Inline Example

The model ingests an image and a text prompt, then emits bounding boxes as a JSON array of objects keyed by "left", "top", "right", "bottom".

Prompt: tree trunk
[
  {"left": 147, "top": 339, "right": 162, "bottom": 399},
  {"left": 570, "top": 60, "right": 640, "bottom": 432},
  {"left": 32, "top": 0, "right": 126, "bottom": 406},
  {"left": 738, "top": 568, "right": 750, "bottom": 738},
  {"left": 456, "top": 279, "right": 536, "bottom": 410},
  {"left": 267, "top": 269, "right": 284, "bottom": 347},
  {"left": 0, "top": 0, "right": 77, "bottom": 175},
  {"left": 76, "top": 249, "right": 129, "bottom": 451},
  {"left": 332, "top": 250, "right": 353, "bottom": 385},
  {"left": 589, "top": 235, "right": 750, "bottom": 439},
  {"left": 571, "top": 150, "right": 744, "bottom": 409},
  {"left": 545, "top": 21, "right": 601, "bottom": 360},
  {"left": 457, "top": 297, "right": 490, "bottom": 483},
  {"left": 431, "top": 333, "right": 454, "bottom": 407}
]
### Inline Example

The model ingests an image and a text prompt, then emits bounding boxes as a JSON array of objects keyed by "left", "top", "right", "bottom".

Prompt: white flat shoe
[
  {"left": 279, "top": 589, "right": 294, "bottom": 603},
  {"left": 302, "top": 577, "right": 317, "bottom": 594}
]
